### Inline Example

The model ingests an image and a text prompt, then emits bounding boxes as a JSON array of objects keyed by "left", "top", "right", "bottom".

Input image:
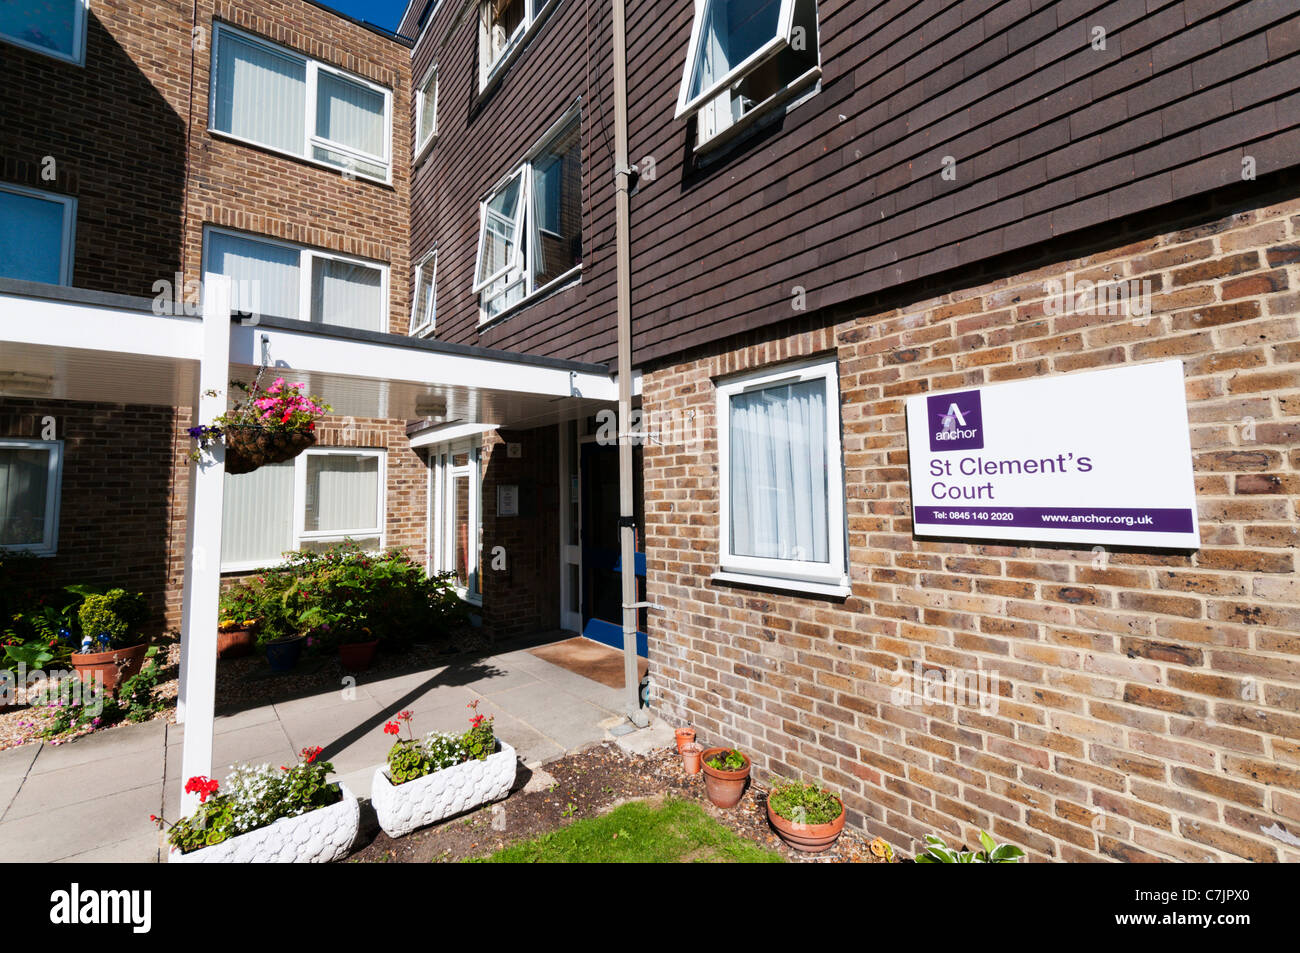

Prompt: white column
[{"left": 176, "top": 275, "right": 230, "bottom": 818}]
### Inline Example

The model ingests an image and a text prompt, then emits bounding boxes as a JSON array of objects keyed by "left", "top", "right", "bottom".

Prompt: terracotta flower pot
[
  {"left": 767, "top": 794, "right": 846, "bottom": 853},
  {"left": 674, "top": 726, "right": 696, "bottom": 753},
  {"left": 700, "top": 747, "right": 750, "bottom": 808},
  {"left": 217, "top": 626, "right": 256, "bottom": 659},
  {"left": 681, "top": 742, "right": 703, "bottom": 775},
  {"left": 70, "top": 642, "right": 148, "bottom": 694},
  {"left": 338, "top": 639, "right": 379, "bottom": 672}
]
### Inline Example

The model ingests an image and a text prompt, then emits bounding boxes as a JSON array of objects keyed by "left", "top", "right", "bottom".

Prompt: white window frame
[
  {"left": 714, "top": 357, "right": 847, "bottom": 591},
  {"left": 202, "top": 225, "right": 390, "bottom": 330},
  {"left": 428, "top": 441, "right": 483, "bottom": 605},
  {"left": 0, "top": 0, "right": 87, "bottom": 65},
  {"left": 478, "top": 0, "right": 557, "bottom": 91},
  {"left": 675, "top": 0, "right": 799, "bottom": 118},
  {"left": 410, "top": 249, "right": 437, "bottom": 337},
  {"left": 472, "top": 107, "right": 582, "bottom": 325},
  {"left": 220, "top": 448, "right": 387, "bottom": 573},
  {"left": 415, "top": 65, "right": 438, "bottom": 160},
  {"left": 209, "top": 22, "right": 394, "bottom": 185},
  {"left": 0, "top": 183, "right": 77, "bottom": 285},
  {"left": 0, "top": 439, "right": 63, "bottom": 557}
]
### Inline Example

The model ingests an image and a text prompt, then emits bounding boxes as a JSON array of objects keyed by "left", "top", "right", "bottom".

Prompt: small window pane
[
  {"left": 477, "top": 173, "right": 523, "bottom": 285},
  {"left": 0, "top": 0, "right": 79, "bottom": 58},
  {"left": 310, "top": 257, "right": 384, "bottom": 331},
  {"left": 729, "top": 378, "right": 828, "bottom": 562},
  {"left": 687, "top": 0, "right": 783, "bottom": 102},
  {"left": 485, "top": 0, "right": 525, "bottom": 68},
  {"left": 207, "top": 231, "right": 301, "bottom": 320},
  {"left": 418, "top": 74, "right": 437, "bottom": 145},
  {"left": 221, "top": 462, "right": 294, "bottom": 566},
  {"left": 213, "top": 32, "right": 307, "bottom": 155},
  {"left": 304, "top": 454, "right": 379, "bottom": 533},
  {"left": 0, "top": 188, "right": 67, "bottom": 285},
  {"left": 0, "top": 447, "right": 51, "bottom": 547},
  {"left": 316, "top": 71, "right": 386, "bottom": 158},
  {"left": 531, "top": 118, "right": 582, "bottom": 286},
  {"left": 411, "top": 254, "right": 436, "bottom": 334}
]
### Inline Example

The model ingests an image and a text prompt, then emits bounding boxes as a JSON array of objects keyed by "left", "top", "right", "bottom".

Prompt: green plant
[
  {"left": 463, "top": 699, "right": 496, "bottom": 760},
  {"left": 767, "top": 779, "right": 842, "bottom": 825},
  {"left": 706, "top": 748, "right": 746, "bottom": 772},
  {"left": 915, "top": 830, "right": 1025, "bottom": 863},
  {"left": 76, "top": 589, "right": 149, "bottom": 652},
  {"left": 188, "top": 377, "right": 331, "bottom": 462},
  {"left": 217, "top": 585, "right": 260, "bottom": 629},
  {"left": 235, "top": 542, "right": 471, "bottom": 650},
  {"left": 117, "top": 655, "right": 163, "bottom": 723},
  {"left": 157, "top": 746, "right": 340, "bottom": 854}
]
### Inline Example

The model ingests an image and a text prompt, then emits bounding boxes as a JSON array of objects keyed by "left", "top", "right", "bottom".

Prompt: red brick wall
[
  {"left": 642, "top": 191, "right": 1300, "bottom": 863},
  {"left": 0, "top": 399, "right": 189, "bottom": 636},
  {"left": 478, "top": 428, "right": 561, "bottom": 639}
]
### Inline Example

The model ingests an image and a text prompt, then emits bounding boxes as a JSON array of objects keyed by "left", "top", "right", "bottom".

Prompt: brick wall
[
  {"left": 642, "top": 190, "right": 1300, "bottom": 863},
  {"left": 478, "top": 427, "right": 561, "bottom": 639},
  {"left": 0, "top": 399, "right": 189, "bottom": 636}
]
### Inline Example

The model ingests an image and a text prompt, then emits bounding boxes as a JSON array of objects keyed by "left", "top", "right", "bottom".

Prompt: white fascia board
[
  {"left": 229, "top": 321, "right": 617, "bottom": 402},
  {"left": 0, "top": 292, "right": 203, "bottom": 362},
  {"left": 409, "top": 421, "right": 498, "bottom": 447}
]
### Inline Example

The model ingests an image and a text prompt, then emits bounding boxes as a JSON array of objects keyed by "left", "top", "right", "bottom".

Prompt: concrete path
[{"left": 0, "top": 642, "right": 637, "bottom": 863}]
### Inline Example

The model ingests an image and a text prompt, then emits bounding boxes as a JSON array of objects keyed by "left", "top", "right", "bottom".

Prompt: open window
[
  {"left": 410, "top": 249, "right": 437, "bottom": 337},
  {"left": 478, "top": 0, "right": 555, "bottom": 89},
  {"left": 473, "top": 111, "right": 582, "bottom": 323},
  {"left": 415, "top": 66, "right": 438, "bottom": 158},
  {"left": 675, "top": 0, "right": 821, "bottom": 148}
]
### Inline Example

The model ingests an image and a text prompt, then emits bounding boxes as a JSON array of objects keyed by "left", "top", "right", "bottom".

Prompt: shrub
[
  {"left": 76, "top": 589, "right": 149, "bottom": 651},
  {"left": 767, "top": 779, "right": 842, "bottom": 825},
  {"left": 227, "top": 542, "right": 470, "bottom": 650},
  {"left": 159, "top": 746, "right": 339, "bottom": 854},
  {"left": 915, "top": 830, "right": 1025, "bottom": 863}
]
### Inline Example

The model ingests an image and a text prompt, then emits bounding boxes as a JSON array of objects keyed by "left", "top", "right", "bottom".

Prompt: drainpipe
[{"left": 611, "top": 0, "right": 648, "bottom": 727}]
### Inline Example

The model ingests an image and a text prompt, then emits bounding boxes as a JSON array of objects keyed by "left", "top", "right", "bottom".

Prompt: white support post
[{"left": 176, "top": 275, "right": 230, "bottom": 818}]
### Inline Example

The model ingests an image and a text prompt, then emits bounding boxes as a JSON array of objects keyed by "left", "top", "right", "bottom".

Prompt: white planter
[
  {"left": 371, "top": 742, "right": 517, "bottom": 837},
  {"left": 168, "top": 783, "right": 359, "bottom": 864}
]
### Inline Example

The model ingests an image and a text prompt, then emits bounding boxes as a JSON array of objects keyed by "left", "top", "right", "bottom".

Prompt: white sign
[
  {"left": 905, "top": 360, "right": 1199, "bottom": 549},
  {"left": 497, "top": 484, "right": 519, "bottom": 517}
]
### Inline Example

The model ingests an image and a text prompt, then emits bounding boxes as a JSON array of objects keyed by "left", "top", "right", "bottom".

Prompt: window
[
  {"left": 0, "top": 0, "right": 87, "bottom": 64},
  {"left": 429, "top": 444, "right": 483, "bottom": 604},
  {"left": 0, "top": 439, "right": 63, "bottom": 556},
  {"left": 0, "top": 183, "right": 76, "bottom": 285},
  {"left": 220, "top": 449, "right": 385, "bottom": 571},
  {"left": 210, "top": 23, "right": 392, "bottom": 182},
  {"left": 410, "top": 250, "right": 437, "bottom": 337},
  {"left": 204, "top": 227, "right": 388, "bottom": 331},
  {"left": 715, "top": 359, "right": 846, "bottom": 590},
  {"left": 478, "top": 0, "right": 555, "bottom": 89},
  {"left": 473, "top": 111, "right": 582, "bottom": 322},
  {"left": 675, "top": 0, "right": 820, "bottom": 148},
  {"left": 415, "top": 67, "right": 438, "bottom": 157}
]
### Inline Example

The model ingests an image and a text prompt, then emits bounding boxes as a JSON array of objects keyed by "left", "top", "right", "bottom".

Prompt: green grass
[{"left": 474, "top": 796, "right": 784, "bottom": 864}]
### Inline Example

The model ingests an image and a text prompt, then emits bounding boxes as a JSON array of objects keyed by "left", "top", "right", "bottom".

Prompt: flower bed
[{"left": 371, "top": 704, "right": 516, "bottom": 837}]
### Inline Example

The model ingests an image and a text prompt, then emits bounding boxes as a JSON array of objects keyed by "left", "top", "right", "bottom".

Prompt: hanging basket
[{"left": 223, "top": 426, "right": 317, "bottom": 474}]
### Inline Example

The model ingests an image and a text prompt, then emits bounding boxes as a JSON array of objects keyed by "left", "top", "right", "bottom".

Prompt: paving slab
[
  {"left": 0, "top": 781, "right": 163, "bottom": 863},
  {"left": 6, "top": 746, "right": 164, "bottom": 819},
  {"left": 1, "top": 634, "right": 628, "bottom": 861}
]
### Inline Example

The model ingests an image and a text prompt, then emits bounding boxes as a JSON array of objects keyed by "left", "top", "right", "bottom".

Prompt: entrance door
[{"left": 578, "top": 440, "right": 647, "bottom": 657}]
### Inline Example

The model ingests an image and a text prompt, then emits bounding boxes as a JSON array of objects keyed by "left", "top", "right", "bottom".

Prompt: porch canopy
[{"left": 0, "top": 275, "right": 617, "bottom": 817}]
